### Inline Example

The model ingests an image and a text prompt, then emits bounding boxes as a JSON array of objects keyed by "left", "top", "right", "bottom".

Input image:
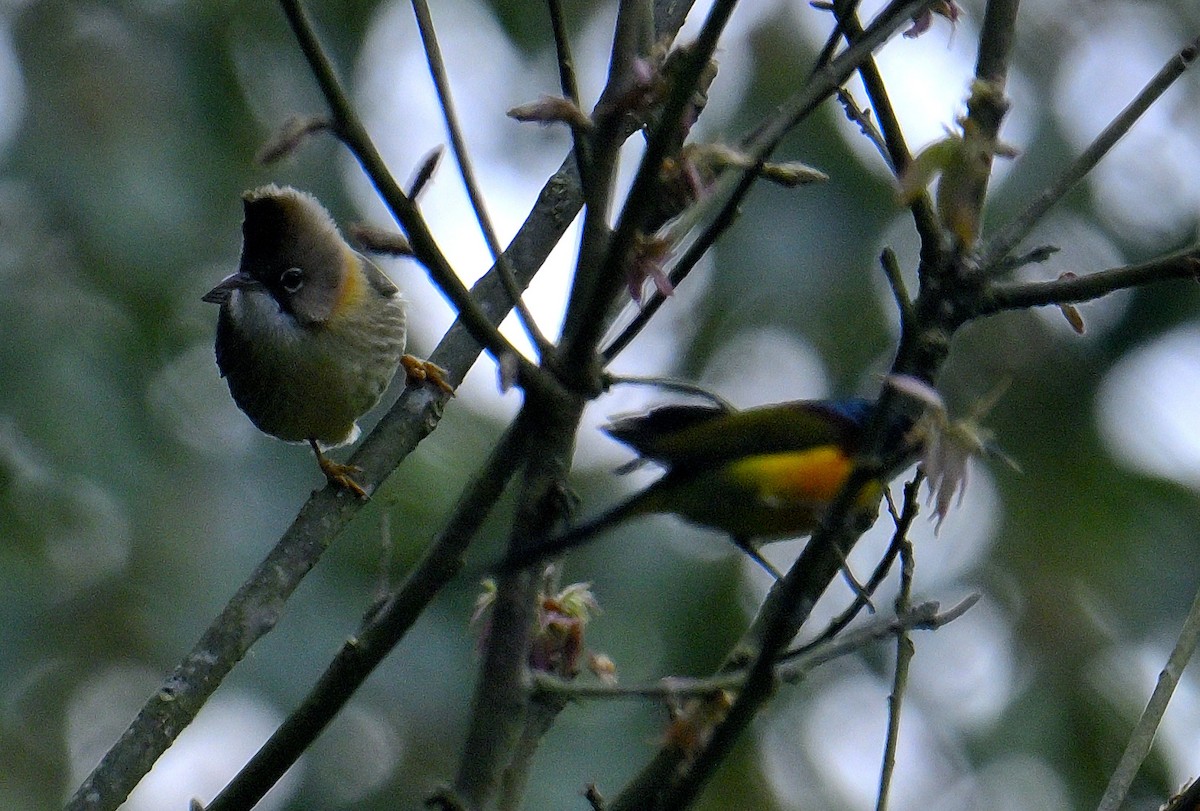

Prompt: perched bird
[
  {"left": 503, "top": 397, "right": 917, "bottom": 573},
  {"left": 203, "top": 184, "right": 451, "bottom": 498}
]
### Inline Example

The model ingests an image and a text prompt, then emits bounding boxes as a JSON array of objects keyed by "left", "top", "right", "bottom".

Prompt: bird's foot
[
  {"left": 401, "top": 354, "right": 455, "bottom": 396},
  {"left": 310, "top": 440, "right": 369, "bottom": 500}
]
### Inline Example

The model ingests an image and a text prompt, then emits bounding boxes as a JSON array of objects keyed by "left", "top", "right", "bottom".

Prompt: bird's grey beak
[{"left": 202, "top": 271, "right": 259, "bottom": 304}]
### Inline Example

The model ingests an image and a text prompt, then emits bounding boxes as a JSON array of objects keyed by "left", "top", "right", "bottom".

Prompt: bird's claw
[
  {"left": 318, "top": 457, "right": 368, "bottom": 499},
  {"left": 309, "top": 440, "right": 369, "bottom": 499},
  {"left": 401, "top": 354, "right": 455, "bottom": 396}
]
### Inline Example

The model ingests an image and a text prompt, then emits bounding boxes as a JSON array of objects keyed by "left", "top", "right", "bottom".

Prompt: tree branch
[
  {"left": 560, "top": 0, "right": 737, "bottom": 373},
  {"left": 546, "top": 0, "right": 590, "bottom": 177},
  {"left": 65, "top": 93, "right": 587, "bottom": 811},
  {"left": 202, "top": 421, "right": 529, "bottom": 811},
  {"left": 1096, "top": 572, "right": 1200, "bottom": 811},
  {"left": 530, "top": 597, "right": 977, "bottom": 702},
  {"left": 876, "top": 525, "right": 916, "bottom": 811},
  {"left": 279, "top": 0, "right": 534, "bottom": 375},
  {"left": 833, "top": 4, "right": 941, "bottom": 262},
  {"left": 557, "top": 0, "right": 666, "bottom": 389},
  {"left": 603, "top": 6, "right": 950, "bottom": 806},
  {"left": 410, "top": 0, "right": 553, "bottom": 355},
  {"left": 452, "top": 391, "right": 583, "bottom": 808},
  {"left": 977, "top": 247, "right": 1200, "bottom": 315},
  {"left": 602, "top": 0, "right": 941, "bottom": 363},
  {"left": 453, "top": 4, "right": 699, "bottom": 807},
  {"left": 981, "top": 34, "right": 1200, "bottom": 269},
  {"left": 794, "top": 473, "right": 924, "bottom": 656}
]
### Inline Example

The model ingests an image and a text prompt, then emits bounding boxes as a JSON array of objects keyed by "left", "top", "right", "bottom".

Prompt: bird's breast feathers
[{"left": 218, "top": 284, "right": 406, "bottom": 446}]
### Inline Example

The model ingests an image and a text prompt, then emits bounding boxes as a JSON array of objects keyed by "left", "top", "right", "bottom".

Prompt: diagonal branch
[
  {"left": 1096, "top": 569, "right": 1200, "bottom": 811},
  {"left": 557, "top": 0, "right": 659, "bottom": 390},
  {"left": 794, "top": 473, "right": 924, "bottom": 656},
  {"left": 64, "top": 112, "right": 587, "bottom": 811},
  {"left": 981, "top": 35, "right": 1200, "bottom": 269},
  {"left": 203, "top": 420, "right": 530, "bottom": 811},
  {"left": 832, "top": 5, "right": 940, "bottom": 260},
  {"left": 600, "top": 0, "right": 942, "bottom": 363},
  {"left": 654, "top": 454, "right": 903, "bottom": 811},
  {"left": 561, "top": 0, "right": 738, "bottom": 372},
  {"left": 977, "top": 247, "right": 1200, "bottom": 315},
  {"left": 279, "top": 0, "right": 534, "bottom": 376},
  {"left": 410, "top": 0, "right": 553, "bottom": 356},
  {"left": 546, "top": 0, "right": 590, "bottom": 177}
]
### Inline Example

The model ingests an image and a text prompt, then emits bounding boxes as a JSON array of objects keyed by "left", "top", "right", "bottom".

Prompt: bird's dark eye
[{"left": 279, "top": 268, "right": 304, "bottom": 293}]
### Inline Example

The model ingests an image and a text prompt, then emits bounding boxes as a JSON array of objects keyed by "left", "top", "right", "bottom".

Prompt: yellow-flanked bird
[{"left": 504, "top": 397, "right": 917, "bottom": 573}]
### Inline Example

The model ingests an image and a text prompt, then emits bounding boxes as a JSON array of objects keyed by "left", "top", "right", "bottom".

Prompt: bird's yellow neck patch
[
  {"left": 727, "top": 446, "right": 855, "bottom": 504},
  {"left": 330, "top": 245, "right": 366, "bottom": 320}
]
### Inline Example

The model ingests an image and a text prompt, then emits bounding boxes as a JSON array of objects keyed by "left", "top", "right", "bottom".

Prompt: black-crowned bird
[{"left": 203, "top": 184, "right": 451, "bottom": 498}]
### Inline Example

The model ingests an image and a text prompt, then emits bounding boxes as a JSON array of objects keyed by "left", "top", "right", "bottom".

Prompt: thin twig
[
  {"left": 601, "top": 0, "right": 941, "bottom": 364},
  {"left": 876, "top": 529, "right": 916, "bottom": 811},
  {"left": 557, "top": 0, "right": 655, "bottom": 390},
  {"left": 532, "top": 597, "right": 977, "bottom": 701},
  {"left": 1095, "top": 573, "right": 1200, "bottom": 811},
  {"left": 602, "top": 374, "right": 734, "bottom": 409},
  {"left": 546, "top": 0, "right": 591, "bottom": 175},
  {"left": 410, "top": 0, "right": 553, "bottom": 356},
  {"left": 892, "top": 0, "right": 1022, "bottom": 391},
  {"left": 837, "top": 87, "right": 890, "bottom": 165},
  {"left": 977, "top": 247, "right": 1200, "bottom": 315},
  {"left": 981, "top": 35, "right": 1200, "bottom": 269},
  {"left": 791, "top": 473, "right": 923, "bottom": 657},
  {"left": 811, "top": 0, "right": 855, "bottom": 72},
  {"left": 881, "top": 248, "right": 916, "bottom": 332},
  {"left": 279, "top": 0, "right": 532, "bottom": 373},
  {"left": 833, "top": 6, "right": 940, "bottom": 258},
  {"left": 498, "top": 692, "right": 569, "bottom": 811},
  {"left": 561, "top": 0, "right": 737, "bottom": 374},
  {"left": 68, "top": 397, "right": 450, "bottom": 811}
]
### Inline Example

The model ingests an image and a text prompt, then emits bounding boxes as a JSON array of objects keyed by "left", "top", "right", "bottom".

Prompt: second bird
[{"left": 504, "top": 397, "right": 917, "bottom": 574}]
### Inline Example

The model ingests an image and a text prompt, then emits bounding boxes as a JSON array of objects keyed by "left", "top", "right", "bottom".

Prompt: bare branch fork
[
  {"left": 65, "top": 160, "right": 582, "bottom": 811},
  {"left": 611, "top": 5, "right": 1200, "bottom": 811},
  {"left": 531, "top": 595, "right": 978, "bottom": 702},
  {"left": 65, "top": 2, "right": 595, "bottom": 807}
]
